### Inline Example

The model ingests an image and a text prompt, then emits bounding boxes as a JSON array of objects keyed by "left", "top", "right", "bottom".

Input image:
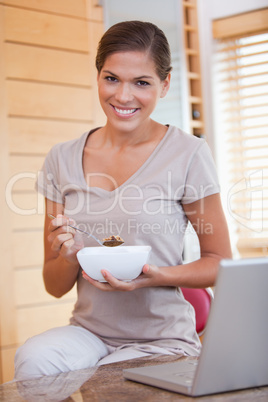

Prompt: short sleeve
[
  {"left": 181, "top": 141, "right": 220, "bottom": 204},
  {"left": 35, "top": 146, "right": 64, "bottom": 204}
]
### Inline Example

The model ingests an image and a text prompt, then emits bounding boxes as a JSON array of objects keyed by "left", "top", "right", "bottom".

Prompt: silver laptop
[{"left": 123, "top": 257, "right": 268, "bottom": 396}]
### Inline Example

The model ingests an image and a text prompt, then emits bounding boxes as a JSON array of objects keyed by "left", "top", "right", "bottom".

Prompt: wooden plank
[
  {"left": 12, "top": 231, "right": 44, "bottom": 268},
  {"left": 189, "top": 95, "right": 202, "bottom": 103},
  {"left": 14, "top": 268, "right": 77, "bottom": 306},
  {"left": 5, "top": 43, "right": 92, "bottom": 86},
  {"left": 16, "top": 302, "right": 74, "bottom": 344},
  {"left": 7, "top": 81, "right": 93, "bottom": 121},
  {"left": 3, "top": 0, "right": 87, "bottom": 19},
  {"left": 8, "top": 193, "right": 45, "bottom": 230},
  {"left": 0, "top": 5, "right": 18, "bottom": 368},
  {"left": 8, "top": 118, "right": 90, "bottom": 155},
  {"left": 183, "top": 1, "right": 196, "bottom": 8},
  {"left": 11, "top": 209, "right": 45, "bottom": 231},
  {"left": 87, "top": 0, "right": 103, "bottom": 21},
  {"left": 4, "top": 6, "right": 89, "bottom": 52},
  {"left": 213, "top": 8, "right": 268, "bottom": 39},
  {"left": 8, "top": 155, "right": 46, "bottom": 230},
  {"left": 88, "top": 20, "right": 104, "bottom": 73},
  {"left": 88, "top": 20, "right": 106, "bottom": 127},
  {"left": 10, "top": 155, "right": 45, "bottom": 185},
  {"left": 1, "top": 347, "right": 16, "bottom": 383},
  {"left": 190, "top": 120, "right": 204, "bottom": 129},
  {"left": 8, "top": 156, "right": 44, "bottom": 193}
]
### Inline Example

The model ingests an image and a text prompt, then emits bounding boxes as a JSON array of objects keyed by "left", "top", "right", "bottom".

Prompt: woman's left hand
[{"left": 82, "top": 264, "right": 161, "bottom": 291}]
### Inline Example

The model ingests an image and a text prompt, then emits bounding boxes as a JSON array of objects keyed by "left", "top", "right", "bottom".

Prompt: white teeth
[{"left": 114, "top": 107, "right": 136, "bottom": 115}]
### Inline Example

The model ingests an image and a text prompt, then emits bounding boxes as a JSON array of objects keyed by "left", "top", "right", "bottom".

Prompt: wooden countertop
[{"left": 1, "top": 355, "right": 268, "bottom": 401}]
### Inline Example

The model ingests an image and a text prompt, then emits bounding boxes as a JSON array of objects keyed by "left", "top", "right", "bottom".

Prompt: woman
[{"left": 14, "top": 20, "right": 232, "bottom": 380}]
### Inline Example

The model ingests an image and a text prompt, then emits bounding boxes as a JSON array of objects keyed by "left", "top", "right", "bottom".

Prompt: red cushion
[{"left": 181, "top": 288, "right": 211, "bottom": 334}]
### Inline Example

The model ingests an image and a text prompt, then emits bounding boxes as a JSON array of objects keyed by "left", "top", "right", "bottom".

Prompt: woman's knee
[
  {"left": 14, "top": 326, "right": 109, "bottom": 380},
  {"left": 14, "top": 339, "right": 57, "bottom": 380}
]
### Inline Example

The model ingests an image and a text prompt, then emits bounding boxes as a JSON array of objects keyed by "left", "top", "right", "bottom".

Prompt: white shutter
[{"left": 213, "top": 20, "right": 268, "bottom": 256}]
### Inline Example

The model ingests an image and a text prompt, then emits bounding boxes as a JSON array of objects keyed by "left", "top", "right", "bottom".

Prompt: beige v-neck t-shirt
[{"left": 37, "top": 125, "right": 220, "bottom": 356}]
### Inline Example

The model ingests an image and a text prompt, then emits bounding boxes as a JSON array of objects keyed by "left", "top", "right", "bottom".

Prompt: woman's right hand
[
  {"left": 47, "top": 214, "right": 84, "bottom": 265},
  {"left": 42, "top": 200, "right": 83, "bottom": 297}
]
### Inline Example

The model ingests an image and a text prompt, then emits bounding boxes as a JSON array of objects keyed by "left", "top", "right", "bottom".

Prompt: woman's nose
[{"left": 114, "top": 83, "right": 133, "bottom": 103}]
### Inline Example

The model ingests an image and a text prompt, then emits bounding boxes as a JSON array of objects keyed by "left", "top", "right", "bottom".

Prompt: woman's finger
[
  {"left": 48, "top": 214, "right": 75, "bottom": 233},
  {"left": 50, "top": 232, "right": 74, "bottom": 252}
]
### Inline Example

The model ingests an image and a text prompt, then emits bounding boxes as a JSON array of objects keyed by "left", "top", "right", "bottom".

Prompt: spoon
[{"left": 48, "top": 214, "right": 124, "bottom": 247}]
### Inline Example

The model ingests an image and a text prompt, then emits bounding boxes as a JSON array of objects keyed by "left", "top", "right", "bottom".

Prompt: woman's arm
[
  {"left": 159, "top": 193, "right": 232, "bottom": 288},
  {"left": 82, "top": 193, "right": 232, "bottom": 291},
  {"left": 43, "top": 198, "right": 83, "bottom": 298}
]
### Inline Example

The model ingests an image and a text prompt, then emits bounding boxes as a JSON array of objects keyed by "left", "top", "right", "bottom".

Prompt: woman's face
[{"left": 97, "top": 51, "right": 170, "bottom": 133}]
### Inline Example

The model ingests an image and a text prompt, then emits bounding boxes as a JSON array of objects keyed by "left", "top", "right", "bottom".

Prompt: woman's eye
[
  {"left": 137, "top": 80, "right": 150, "bottom": 87},
  {"left": 105, "top": 76, "right": 118, "bottom": 82}
]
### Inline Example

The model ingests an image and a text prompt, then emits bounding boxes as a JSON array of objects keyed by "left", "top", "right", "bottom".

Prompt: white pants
[{"left": 14, "top": 325, "right": 173, "bottom": 381}]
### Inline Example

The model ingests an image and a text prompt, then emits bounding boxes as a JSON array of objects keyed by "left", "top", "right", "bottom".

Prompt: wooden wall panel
[
  {"left": 4, "top": 7, "right": 89, "bottom": 52},
  {"left": 5, "top": 43, "right": 92, "bottom": 86},
  {"left": 7, "top": 81, "right": 93, "bottom": 121},
  {"left": 0, "top": 3, "right": 18, "bottom": 366},
  {"left": 14, "top": 268, "right": 76, "bottom": 306},
  {"left": 9, "top": 194, "right": 45, "bottom": 230},
  {"left": 16, "top": 303, "right": 75, "bottom": 343},
  {"left": 10, "top": 155, "right": 45, "bottom": 179},
  {"left": 88, "top": 0, "right": 103, "bottom": 21},
  {"left": 88, "top": 20, "right": 106, "bottom": 126},
  {"left": 1, "top": 349, "right": 16, "bottom": 384},
  {"left": 9, "top": 119, "right": 90, "bottom": 155},
  {"left": 11, "top": 210, "right": 44, "bottom": 231},
  {"left": 1, "top": 0, "right": 105, "bottom": 383},
  {"left": 12, "top": 231, "right": 44, "bottom": 268},
  {"left": 3, "top": 0, "right": 87, "bottom": 18},
  {"left": 9, "top": 155, "right": 46, "bottom": 231}
]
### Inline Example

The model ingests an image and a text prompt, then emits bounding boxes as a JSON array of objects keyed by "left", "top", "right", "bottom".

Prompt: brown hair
[{"left": 95, "top": 20, "right": 172, "bottom": 81}]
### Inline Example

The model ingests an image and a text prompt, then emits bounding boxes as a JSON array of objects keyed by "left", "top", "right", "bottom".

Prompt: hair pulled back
[{"left": 95, "top": 20, "right": 172, "bottom": 81}]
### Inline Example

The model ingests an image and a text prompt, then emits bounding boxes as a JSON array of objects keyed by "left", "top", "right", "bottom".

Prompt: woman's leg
[{"left": 14, "top": 325, "right": 109, "bottom": 380}]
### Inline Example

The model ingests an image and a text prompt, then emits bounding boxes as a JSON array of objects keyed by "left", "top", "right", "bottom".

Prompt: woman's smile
[{"left": 112, "top": 105, "right": 139, "bottom": 117}]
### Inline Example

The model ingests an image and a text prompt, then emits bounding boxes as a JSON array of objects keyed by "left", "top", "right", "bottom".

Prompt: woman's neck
[{"left": 95, "top": 120, "right": 166, "bottom": 149}]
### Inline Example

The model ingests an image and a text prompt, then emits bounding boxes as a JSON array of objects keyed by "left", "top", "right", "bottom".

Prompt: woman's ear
[{"left": 160, "top": 73, "right": 171, "bottom": 98}]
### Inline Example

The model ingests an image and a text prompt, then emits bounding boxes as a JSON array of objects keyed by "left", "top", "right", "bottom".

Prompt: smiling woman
[
  {"left": 14, "top": 20, "right": 232, "bottom": 381},
  {"left": 95, "top": 20, "right": 171, "bottom": 138}
]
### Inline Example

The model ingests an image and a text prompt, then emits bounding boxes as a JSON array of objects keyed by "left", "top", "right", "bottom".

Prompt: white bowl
[{"left": 77, "top": 246, "right": 151, "bottom": 282}]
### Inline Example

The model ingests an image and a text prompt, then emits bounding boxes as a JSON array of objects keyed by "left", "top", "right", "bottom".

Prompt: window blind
[{"left": 213, "top": 17, "right": 268, "bottom": 257}]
